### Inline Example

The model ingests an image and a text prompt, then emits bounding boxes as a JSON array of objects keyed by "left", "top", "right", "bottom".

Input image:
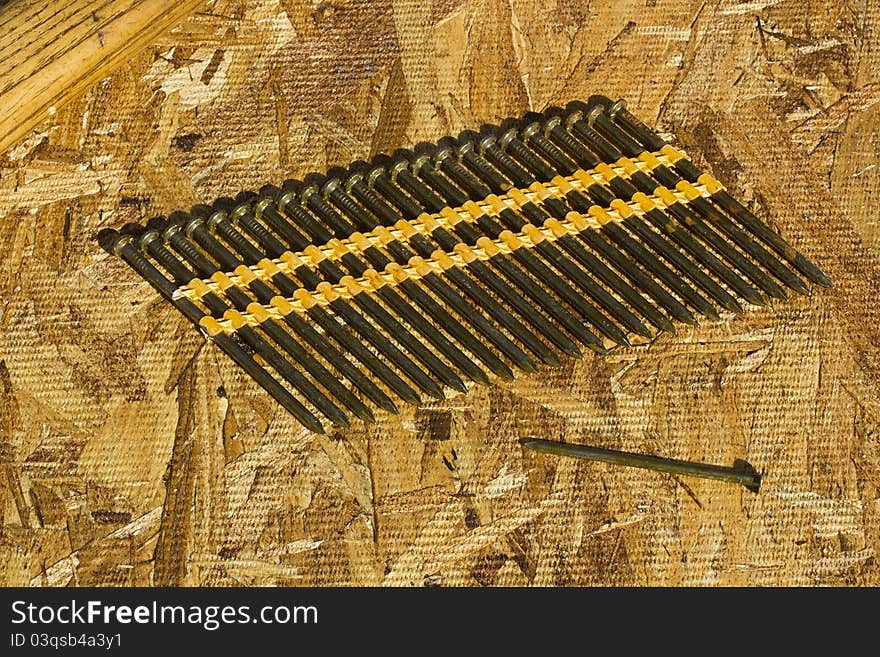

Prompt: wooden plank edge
[{"left": 0, "top": 0, "right": 206, "bottom": 155}]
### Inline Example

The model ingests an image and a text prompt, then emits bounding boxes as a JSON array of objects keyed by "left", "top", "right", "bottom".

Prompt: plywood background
[{"left": 1, "top": 0, "right": 878, "bottom": 586}]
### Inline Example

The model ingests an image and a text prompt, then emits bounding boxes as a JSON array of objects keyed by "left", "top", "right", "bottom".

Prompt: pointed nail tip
[
  {"left": 399, "top": 391, "right": 421, "bottom": 406},
  {"left": 509, "top": 358, "right": 534, "bottom": 375},
  {"left": 469, "top": 370, "right": 492, "bottom": 386},
  {"left": 444, "top": 372, "right": 469, "bottom": 390},
  {"left": 792, "top": 282, "right": 812, "bottom": 297},
  {"left": 379, "top": 400, "right": 400, "bottom": 415},
  {"left": 493, "top": 365, "right": 517, "bottom": 380},
  {"left": 723, "top": 300, "right": 744, "bottom": 314},
  {"left": 746, "top": 292, "right": 768, "bottom": 307},
  {"left": 417, "top": 379, "right": 446, "bottom": 399},
  {"left": 539, "top": 351, "right": 562, "bottom": 367},
  {"left": 448, "top": 380, "right": 470, "bottom": 394},
  {"left": 673, "top": 310, "right": 698, "bottom": 326},
  {"left": 425, "top": 387, "right": 446, "bottom": 400},
  {"left": 580, "top": 335, "right": 607, "bottom": 352},
  {"left": 801, "top": 261, "right": 832, "bottom": 287},
  {"left": 812, "top": 271, "right": 833, "bottom": 288},
  {"left": 702, "top": 307, "right": 721, "bottom": 321},
  {"left": 648, "top": 315, "right": 675, "bottom": 333},
  {"left": 353, "top": 407, "right": 375, "bottom": 423}
]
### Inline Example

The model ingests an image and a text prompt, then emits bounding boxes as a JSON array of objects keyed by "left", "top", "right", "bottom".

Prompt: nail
[
  {"left": 459, "top": 250, "right": 582, "bottom": 359},
  {"left": 369, "top": 166, "right": 427, "bottom": 218},
  {"left": 366, "top": 167, "right": 582, "bottom": 359},
  {"left": 605, "top": 98, "right": 667, "bottom": 151},
  {"left": 346, "top": 173, "right": 409, "bottom": 225},
  {"left": 366, "top": 278, "right": 478, "bottom": 392},
  {"left": 561, "top": 118, "right": 788, "bottom": 302},
  {"left": 317, "top": 282, "right": 448, "bottom": 400},
  {"left": 109, "top": 98, "right": 832, "bottom": 438},
  {"left": 434, "top": 146, "right": 492, "bottom": 199},
  {"left": 194, "top": 208, "right": 433, "bottom": 405},
  {"left": 499, "top": 126, "right": 725, "bottom": 320},
  {"left": 332, "top": 220, "right": 520, "bottom": 381},
  {"left": 466, "top": 204, "right": 635, "bottom": 346},
  {"left": 381, "top": 164, "right": 608, "bottom": 352},
  {"left": 410, "top": 153, "right": 470, "bottom": 207},
  {"left": 593, "top": 214, "right": 720, "bottom": 321},
  {"left": 498, "top": 122, "right": 578, "bottom": 180},
  {"left": 492, "top": 188, "right": 654, "bottom": 339},
  {"left": 152, "top": 226, "right": 379, "bottom": 423},
  {"left": 348, "top": 172, "right": 555, "bottom": 368},
  {"left": 299, "top": 299, "right": 423, "bottom": 407},
  {"left": 584, "top": 104, "right": 645, "bottom": 158},
  {"left": 596, "top": 103, "right": 830, "bottom": 290},
  {"left": 166, "top": 214, "right": 419, "bottom": 409},
  {"left": 541, "top": 114, "right": 602, "bottom": 169},
  {"left": 520, "top": 437, "right": 763, "bottom": 493},
  {"left": 545, "top": 218, "right": 677, "bottom": 334},
  {"left": 441, "top": 257, "right": 559, "bottom": 367},
  {"left": 478, "top": 234, "right": 609, "bottom": 354},
  {"left": 384, "top": 159, "right": 614, "bottom": 350},
  {"left": 471, "top": 132, "right": 533, "bottom": 187},
  {"left": 576, "top": 219, "right": 698, "bottom": 326},
  {"left": 654, "top": 187, "right": 786, "bottom": 302},
  {"left": 296, "top": 190, "right": 488, "bottom": 389},
  {"left": 151, "top": 222, "right": 370, "bottom": 426},
  {"left": 405, "top": 256, "right": 530, "bottom": 377},
  {"left": 413, "top": 153, "right": 650, "bottom": 341},
  {"left": 456, "top": 139, "right": 513, "bottom": 193},
  {"left": 214, "top": 205, "right": 458, "bottom": 398},
  {"left": 459, "top": 127, "right": 706, "bottom": 325},
  {"left": 323, "top": 178, "right": 378, "bottom": 231},
  {"left": 138, "top": 230, "right": 352, "bottom": 428},
  {"left": 277, "top": 182, "right": 335, "bottom": 243},
  {"left": 461, "top": 128, "right": 706, "bottom": 326},
  {"left": 223, "top": 308, "right": 353, "bottom": 429},
  {"left": 256, "top": 187, "right": 313, "bottom": 250},
  {"left": 540, "top": 121, "right": 766, "bottom": 308},
  {"left": 111, "top": 232, "right": 325, "bottom": 434},
  {"left": 301, "top": 183, "right": 357, "bottom": 237}
]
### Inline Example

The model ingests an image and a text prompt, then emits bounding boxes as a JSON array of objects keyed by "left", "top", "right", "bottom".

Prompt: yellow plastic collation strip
[
  {"left": 174, "top": 179, "right": 723, "bottom": 338},
  {"left": 174, "top": 150, "right": 724, "bottom": 303}
]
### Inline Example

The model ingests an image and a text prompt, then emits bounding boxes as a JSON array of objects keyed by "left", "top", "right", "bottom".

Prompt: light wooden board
[
  {"left": 0, "top": 0, "right": 206, "bottom": 153},
  {"left": 0, "top": 0, "right": 877, "bottom": 587}
]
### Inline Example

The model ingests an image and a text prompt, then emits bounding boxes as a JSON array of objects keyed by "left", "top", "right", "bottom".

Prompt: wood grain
[
  {"left": 0, "top": 0, "right": 877, "bottom": 587},
  {"left": 0, "top": 0, "right": 206, "bottom": 154}
]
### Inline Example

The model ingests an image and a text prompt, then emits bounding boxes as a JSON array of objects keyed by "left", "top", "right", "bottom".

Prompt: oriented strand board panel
[{"left": 1, "top": 0, "right": 878, "bottom": 587}]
